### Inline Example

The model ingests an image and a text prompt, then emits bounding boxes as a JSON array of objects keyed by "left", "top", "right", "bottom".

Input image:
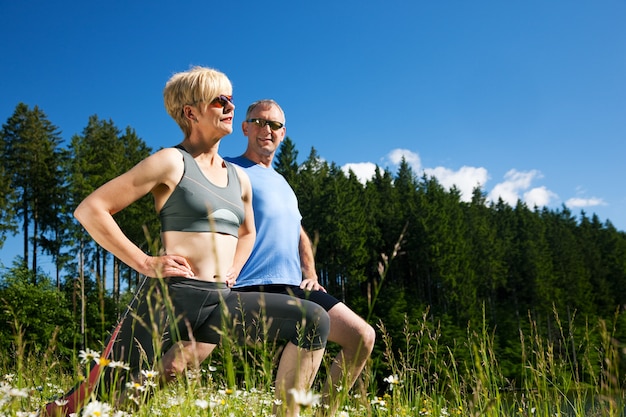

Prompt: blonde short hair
[{"left": 163, "top": 66, "right": 232, "bottom": 137}]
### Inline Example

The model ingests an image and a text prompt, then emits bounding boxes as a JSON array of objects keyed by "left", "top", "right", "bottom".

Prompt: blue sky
[{"left": 1, "top": 0, "right": 625, "bottom": 272}]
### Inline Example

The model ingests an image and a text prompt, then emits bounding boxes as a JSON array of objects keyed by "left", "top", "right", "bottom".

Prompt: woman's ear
[{"left": 183, "top": 105, "right": 197, "bottom": 122}]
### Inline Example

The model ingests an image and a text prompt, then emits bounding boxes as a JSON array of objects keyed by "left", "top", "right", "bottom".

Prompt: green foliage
[{"left": 0, "top": 262, "right": 76, "bottom": 357}]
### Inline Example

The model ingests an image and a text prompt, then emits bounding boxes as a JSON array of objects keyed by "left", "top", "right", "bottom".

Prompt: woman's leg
[{"left": 160, "top": 341, "right": 217, "bottom": 381}]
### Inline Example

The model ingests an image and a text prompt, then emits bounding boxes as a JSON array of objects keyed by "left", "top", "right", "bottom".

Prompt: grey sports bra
[{"left": 159, "top": 146, "right": 244, "bottom": 237}]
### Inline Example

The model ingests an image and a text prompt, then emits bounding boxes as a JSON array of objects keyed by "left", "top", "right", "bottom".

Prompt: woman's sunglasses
[{"left": 209, "top": 95, "right": 234, "bottom": 108}]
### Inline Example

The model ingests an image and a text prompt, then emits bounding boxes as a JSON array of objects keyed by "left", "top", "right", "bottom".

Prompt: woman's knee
[{"left": 299, "top": 304, "right": 330, "bottom": 350}]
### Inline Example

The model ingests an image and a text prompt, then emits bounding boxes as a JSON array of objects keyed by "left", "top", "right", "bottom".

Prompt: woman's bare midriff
[{"left": 161, "top": 231, "right": 237, "bottom": 282}]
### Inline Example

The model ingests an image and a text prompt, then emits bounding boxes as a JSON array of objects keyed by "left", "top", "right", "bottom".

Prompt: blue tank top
[
  {"left": 225, "top": 156, "right": 302, "bottom": 286},
  {"left": 160, "top": 147, "right": 244, "bottom": 237}
]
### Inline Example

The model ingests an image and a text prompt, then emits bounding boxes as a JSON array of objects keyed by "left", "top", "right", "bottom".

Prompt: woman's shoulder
[
  {"left": 230, "top": 163, "right": 250, "bottom": 182},
  {"left": 146, "top": 146, "right": 185, "bottom": 165},
  {"left": 129, "top": 146, "right": 185, "bottom": 183},
  {"left": 229, "top": 163, "right": 251, "bottom": 196}
]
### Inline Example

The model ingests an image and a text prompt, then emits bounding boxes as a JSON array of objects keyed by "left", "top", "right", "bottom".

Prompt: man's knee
[
  {"left": 361, "top": 322, "right": 376, "bottom": 353},
  {"left": 328, "top": 305, "right": 376, "bottom": 354}
]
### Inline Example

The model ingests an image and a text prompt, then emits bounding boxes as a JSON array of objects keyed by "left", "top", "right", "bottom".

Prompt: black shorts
[
  {"left": 111, "top": 277, "right": 329, "bottom": 370},
  {"left": 234, "top": 284, "right": 341, "bottom": 312},
  {"left": 52, "top": 277, "right": 329, "bottom": 412},
  {"left": 165, "top": 278, "right": 329, "bottom": 350}
]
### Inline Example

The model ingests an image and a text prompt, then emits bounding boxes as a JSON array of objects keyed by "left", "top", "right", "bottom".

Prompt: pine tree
[
  {"left": 0, "top": 124, "right": 17, "bottom": 247},
  {"left": 1, "top": 103, "right": 64, "bottom": 279},
  {"left": 274, "top": 136, "right": 299, "bottom": 184}
]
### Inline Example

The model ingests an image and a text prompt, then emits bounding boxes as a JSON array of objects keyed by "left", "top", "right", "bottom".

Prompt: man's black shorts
[{"left": 234, "top": 284, "right": 341, "bottom": 312}]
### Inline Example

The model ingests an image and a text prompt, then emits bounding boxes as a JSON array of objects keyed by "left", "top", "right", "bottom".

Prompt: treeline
[{"left": 2, "top": 102, "right": 626, "bottom": 381}]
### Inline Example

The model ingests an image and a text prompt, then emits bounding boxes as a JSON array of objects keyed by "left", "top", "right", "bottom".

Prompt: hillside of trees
[{"left": 2, "top": 102, "right": 626, "bottom": 382}]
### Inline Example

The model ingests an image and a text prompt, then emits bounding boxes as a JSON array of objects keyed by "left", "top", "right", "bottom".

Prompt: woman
[{"left": 43, "top": 66, "right": 329, "bottom": 417}]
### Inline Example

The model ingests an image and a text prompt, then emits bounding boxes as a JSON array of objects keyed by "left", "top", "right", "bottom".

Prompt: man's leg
[
  {"left": 274, "top": 342, "right": 325, "bottom": 417},
  {"left": 322, "top": 303, "right": 376, "bottom": 414}
]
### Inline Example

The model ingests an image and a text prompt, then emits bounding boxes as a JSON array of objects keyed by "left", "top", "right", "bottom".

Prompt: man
[{"left": 225, "top": 99, "right": 376, "bottom": 414}]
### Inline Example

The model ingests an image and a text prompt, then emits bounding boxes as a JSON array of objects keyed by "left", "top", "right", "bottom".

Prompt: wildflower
[
  {"left": 82, "top": 400, "right": 112, "bottom": 417},
  {"left": 195, "top": 399, "right": 209, "bottom": 409},
  {"left": 4, "top": 385, "right": 29, "bottom": 398},
  {"left": 126, "top": 394, "right": 140, "bottom": 405},
  {"left": 338, "top": 412, "right": 350, "bottom": 417},
  {"left": 208, "top": 365, "right": 218, "bottom": 372},
  {"left": 143, "top": 379, "right": 158, "bottom": 388},
  {"left": 140, "top": 369, "right": 159, "bottom": 379},
  {"left": 98, "top": 357, "right": 111, "bottom": 367},
  {"left": 126, "top": 381, "right": 146, "bottom": 392},
  {"left": 3, "top": 374, "right": 15, "bottom": 382},
  {"left": 371, "top": 396, "right": 387, "bottom": 407},
  {"left": 383, "top": 374, "right": 402, "bottom": 390},
  {"left": 78, "top": 348, "right": 100, "bottom": 364},
  {"left": 107, "top": 361, "right": 130, "bottom": 370},
  {"left": 164, "top": 395, "right": 182, "bottom": 408},
  {"left": 289, "top": 389, "right": 320, "bottom": 408},
  {"left": 55, "top": 399, "right": 69, "bottom": 406},
  {"left": 186, "top": 369, "right": 201, "bottom": 380}
]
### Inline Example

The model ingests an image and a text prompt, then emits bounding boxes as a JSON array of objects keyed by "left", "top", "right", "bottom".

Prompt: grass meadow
[
  {"left": 2, "top": 234, "right": 625, "bottom": 416},
  {"left": 1, "top": 305, "right": 626, "bottom": 417}
]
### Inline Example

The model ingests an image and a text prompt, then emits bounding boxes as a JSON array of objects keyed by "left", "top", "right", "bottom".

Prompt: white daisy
[
  {"left": 81, "top": 400, "right": 112, "bottom": 417},
  {"left": 288, "top": 389, "right": 320, "bottom": 407}
]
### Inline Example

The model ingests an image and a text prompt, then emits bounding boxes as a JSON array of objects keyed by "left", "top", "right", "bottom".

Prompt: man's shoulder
[{"left": 224, "top": 155, "right": 256, "bottom": 168}]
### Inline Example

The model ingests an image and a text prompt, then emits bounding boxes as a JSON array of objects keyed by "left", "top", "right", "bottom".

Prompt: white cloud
[
  {"left": 342, "top": 162, "right": 379, "bottom": 184},
  {"left": 488, "top": 169, "right": 558, "bottom": 207},
  {"left": 340, "top": 151, "right": 566, "bottom": 210},
  {"left": 524, "top": 186, "right": 559, "bottom": 208},
  {"left": 387, "top": 149, "right": 421, "bottom": 172},
  {"left": 341, "top": 148, "right": 421, "bottom": 185},
  {"left": 565, "top": 197, "right": 606, "bottom": 208},
  {"left": 424, "top": 166, "right": 489, "bottom": 202}
]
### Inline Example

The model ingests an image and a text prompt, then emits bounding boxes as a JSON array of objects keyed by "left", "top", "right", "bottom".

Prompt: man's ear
[{"left": 242, "top": 120, "right": 248, "bottom": 135}]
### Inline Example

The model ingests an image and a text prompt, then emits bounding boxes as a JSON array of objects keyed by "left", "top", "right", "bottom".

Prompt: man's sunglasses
[
  {"left": 246, "top": 118, "right": 284, "bottom": 131},
  {"left": 209, "top": 95, "right": 234, "bottom": 108}
]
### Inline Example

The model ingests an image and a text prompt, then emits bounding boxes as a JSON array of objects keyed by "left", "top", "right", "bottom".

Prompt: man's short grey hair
[{"left": 245, "top": 99, "right": 286, "bottom": 123}]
